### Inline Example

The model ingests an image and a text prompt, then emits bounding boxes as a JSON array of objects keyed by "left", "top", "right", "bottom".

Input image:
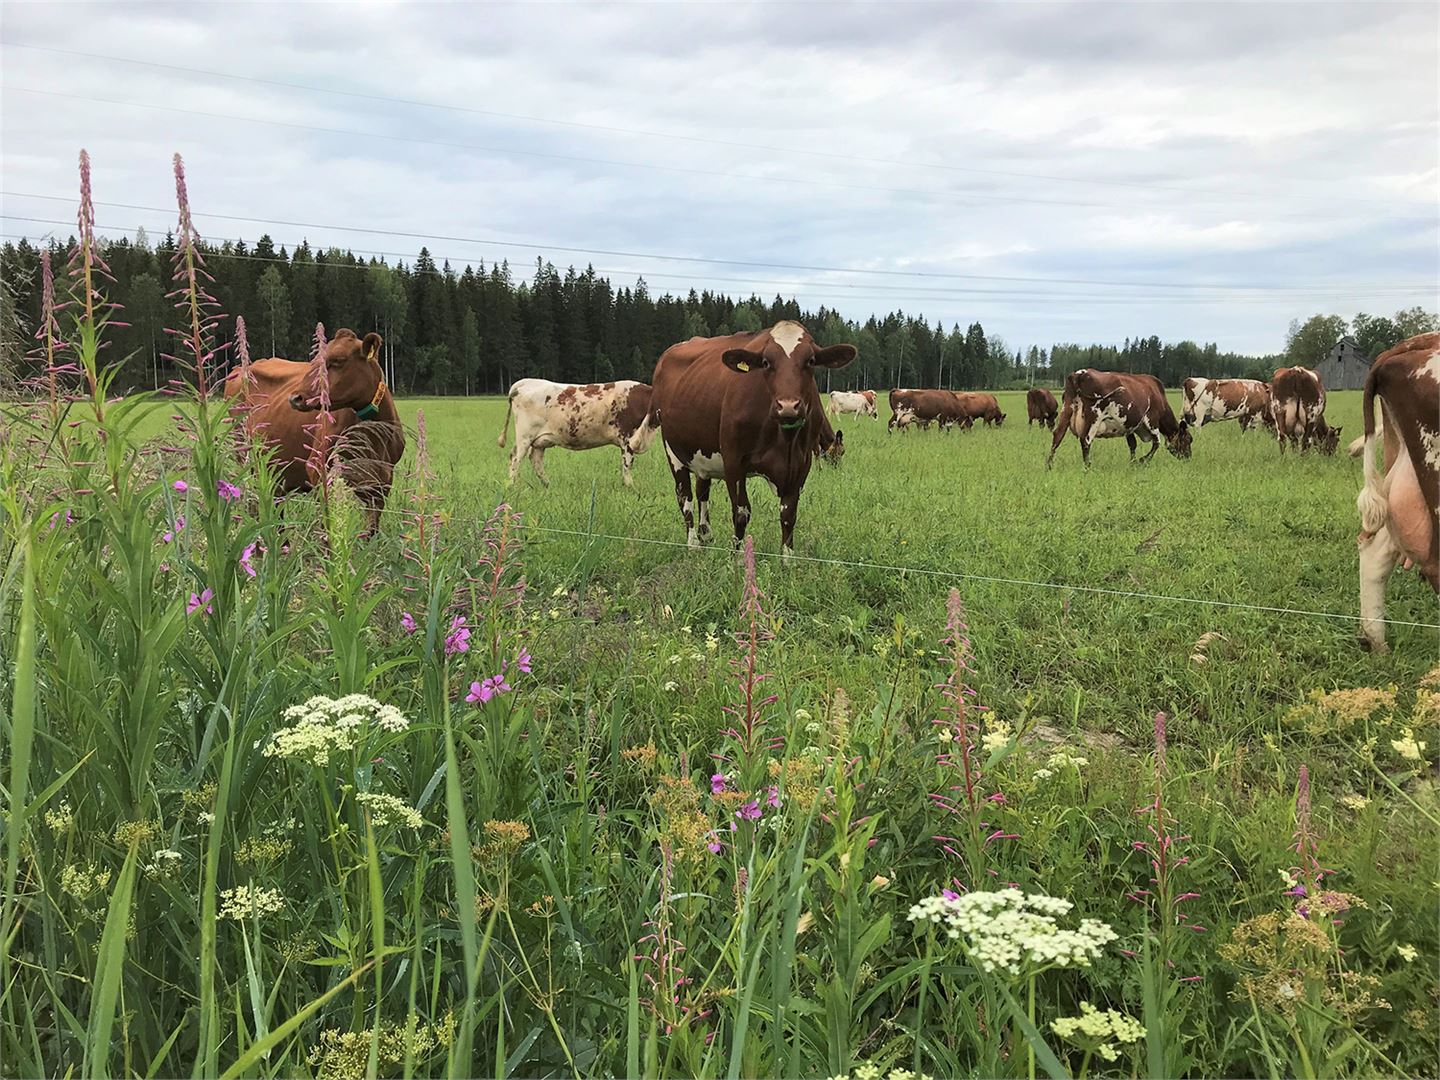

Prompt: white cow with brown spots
[
  {"left": 828, "top": 390, "right": 878, "bottom": 419},
  {"left": 498, "top": 378, "right": 657, "bottom": 487},
  {"left": 1354, "top": 332, "right": 1440, "bottom": 651}
]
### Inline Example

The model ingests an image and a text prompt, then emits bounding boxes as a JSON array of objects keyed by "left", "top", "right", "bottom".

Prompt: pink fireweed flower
[
  {"left": 466, "top": 672, "right": 512, "bottom": 704},
  {"left": 239, "top": 541, "right": 260, "bottom": 578},
  {"left": 444, "top": 616, "right": 471, "bottom": 655},
  {"left": 400, "top": 612, "right": 418, "bottom": 635},
  {"left": 766, "top": 786, "right": 782, "bottom": 809},
  {"left": 161, "top": 515, "right": 186, "bottom": 544},
  {"left": 736, "top": 800, "right": 762, "bottom": 821},
  {"left": 513, "top": 647, "right": 533, "bottom": 675},
  {"left": 217, "top": 479, "right": 242, "bottom": 501},
  {"left": 710, "top": 773, "right": 729, "bottom": 795},
  {"left": 186, "top": 588, "right": 213, "bottom": 615},
  {"left": 172, "top": 479, "right": 188, "bottom": 493}
]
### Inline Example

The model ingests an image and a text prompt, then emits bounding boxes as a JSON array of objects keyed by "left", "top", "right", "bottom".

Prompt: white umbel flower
[
  {"left": 907, "top": 888, "right": 1118, "bottom": 975},
  {"left": 354, "top": 792, "right": 425, "bottom": 829},
  {"left": 262, "top": 694, "right": 411, "bottom": 766}
]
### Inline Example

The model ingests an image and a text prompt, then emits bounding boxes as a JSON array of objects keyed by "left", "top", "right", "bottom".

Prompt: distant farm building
[{"left": 1314, "top": 335, "right": 1369, "bottom": 390}]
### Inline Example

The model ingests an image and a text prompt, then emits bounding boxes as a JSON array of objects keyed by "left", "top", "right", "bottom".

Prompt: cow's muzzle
[{"left": 290, "top": 393, "right": 318, "bottom": 412}]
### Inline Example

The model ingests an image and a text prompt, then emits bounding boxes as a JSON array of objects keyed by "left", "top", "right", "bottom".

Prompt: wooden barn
[{"left": 1314, "top": 335, "right": 1370, "bottom": 390}]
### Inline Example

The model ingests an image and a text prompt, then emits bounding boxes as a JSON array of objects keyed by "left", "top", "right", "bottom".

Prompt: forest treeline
[{"left": 2, "top": 231, "right": 1427, "bottom": 395}]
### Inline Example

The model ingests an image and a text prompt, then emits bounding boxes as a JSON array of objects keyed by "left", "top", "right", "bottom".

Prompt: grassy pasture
[{"left": 4, "top": 379, "right": 1438, "bottom": 1080}]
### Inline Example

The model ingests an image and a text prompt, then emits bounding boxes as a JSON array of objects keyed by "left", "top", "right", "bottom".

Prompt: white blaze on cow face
[{"left": 771, "top": 321, "right": 806, "bottom": 358}]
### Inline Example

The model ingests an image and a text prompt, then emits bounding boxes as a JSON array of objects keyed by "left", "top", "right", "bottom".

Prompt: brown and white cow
[
  {"left": 649, "top": 321, "right": 855, "bottom": 551},
  {"left": 1027, "top": 387, "right": 1058, "bottom": 429},
  {"left": 955, "top": 391, "right": 1006, "bottom": 427},
  {"left": 1270, "top": 366, "right": 1340, "bottom": 454},
  {"left": 1181, "top": 377, "right": 1273, "bottom": 432},
  {"left": 828, "top": 389, "right": 877, "bottom": 419},
  {"left": 1354, "top": 332, "right": 1440, "bottom": 651},
  {"left": 1046, "top": 369, "right": 1192, "bottom": 467},
  {"left": 889, "top": 388, "right": 962, "bottom": 432},
  {"left": 497, "top": 378, "right": 656, "bottom": 487},
  {"left": 223, "top": 328, "right": 406, "bottom": 536}
]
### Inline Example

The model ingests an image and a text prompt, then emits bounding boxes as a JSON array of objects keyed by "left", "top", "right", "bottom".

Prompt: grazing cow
[
  {"left": 649, "top": 320, "right": 855, "bottom": 551},
  {"left": 888, "top": 388, "right": 963, "bottom": 432},
  {"left": 1269, "top": 366, "right": 1341, "bottom": 454},
  {"left": 828, "top": 389, "right": 877, "bottom": 419},
  {"left": 497, "top": 378, "right": 656, "bottom": 487},
  {"left": 1027, "top": 387, "right": 1058, "bottom": 429},
  {"left": 1046, "top": 369, "right": 1192, "bottom": 467},
  {"left": 818, "top": 428, "right": 845, "bottom": 465},
  {"left": 1353, "top": 332, "right": 1440, "bottom": 651},
  {"left": 1182, "top": 377, "right": 1273, "bottom": 432},
  {"left": 955, "top": 391, "right": 1006, "bottom": 427},
  {"left": 223, "top": 328, "right": 405, "bottom": 535}
]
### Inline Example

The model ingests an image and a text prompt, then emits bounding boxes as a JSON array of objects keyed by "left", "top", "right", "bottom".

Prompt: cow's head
[
  {"left": 994, "top": 411, "right": 1007, "bottom": 427},
  {"left": 822, "top": 429, "right": 845, "bottom": 464},
  {"left": 291, "top": 329, "right": 385, "bottom": 415},
  {"left": 1317, "top": 424, "right": 1343, "bottom": 455},
  {"left": 722, "top": 323, "right": 856, "bottom": 432},
  {"left": 1167, "top": 418, "right": 1193, "bottom": 459}
]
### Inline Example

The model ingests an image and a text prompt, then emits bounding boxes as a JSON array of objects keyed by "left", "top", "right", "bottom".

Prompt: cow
[
  {"left": 888, "top": 388, "right": 963, "bottom": 432},
  {"left": 497, "top": 379, "right": 656, "bottom": 487},
  {"left": 818, "top": 428, "right": 845, "bottom": 465},
  {"left": 1182, "top": 377, "right": 1273, "bottom": 432},
  {"left": 648, "top": 320, "right": 856, "bottom": 551},
  {"left": 1269, "top": 366, "right": 1341, "bottom": 454},
  {"left": 1353, "top": 332, "right": 1440, "bottom": 652},
  {"left": 828, "top": 389, "right": 877, "bottom": 419},
  {"left": 1046, "top": 369, "right": 1192, "bottom": 468},
  {"left": 223, "top": 328, "right": 406, "bottom": 536},
  {"left": 955, "top": 391, "right": 1006, "bottom": 427},
  {"left": 1027, "top": 387, "right": 1058, "bottom": 429}
]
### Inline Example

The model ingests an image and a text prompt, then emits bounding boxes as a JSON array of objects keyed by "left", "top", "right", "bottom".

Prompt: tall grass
[{"left": 1, "top": 153, "right": 1436, "bottom": 1079}]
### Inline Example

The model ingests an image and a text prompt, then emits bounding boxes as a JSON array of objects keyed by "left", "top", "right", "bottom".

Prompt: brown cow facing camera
[
  {"left": 223, "top": 328, "right": 406, "bottom": 535},
  {"left": 649, "top": 321, "right": 856, "bottom": 552}
]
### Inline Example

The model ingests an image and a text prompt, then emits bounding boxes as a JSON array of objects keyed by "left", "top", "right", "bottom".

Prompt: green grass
[{"left": 3, "top": 380, "right": 1437, "bottom": 1080}]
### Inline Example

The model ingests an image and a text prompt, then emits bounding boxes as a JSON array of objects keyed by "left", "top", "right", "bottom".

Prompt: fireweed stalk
[
  {"left": 717, "top": 536, "right": 782, "bottom": 786},
  {"left": 1129, "top": 711, "right": 1204, "bottom": 976},
  {"left": 929, "top": 588, "right": 1012, "bottom": 891}
]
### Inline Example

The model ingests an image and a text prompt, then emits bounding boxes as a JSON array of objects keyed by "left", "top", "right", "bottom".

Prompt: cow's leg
[
  {"left": 726, "top": 472, "right": 752, "bottom": 547},
  {"left": 528, "top": 445, "right": 550, "bottom": 486},
  {"left": 1045, "top": 405, "right": 1073, "bottom": 468},
  {"left": 1126, "top": 433, "right": 1138, "bottom": 462},
  {"left": 778, "top": 483, "right": 800, "bottom": 555},
  {"left": 1080, "top": 430, "right": 1095, "bottom": 468},
  {"left": 1139, "top": 432, "right": 1160, "bottom": 463},
  {"left": 671, "top": 463, "right": 698, "bottom": 547},
  {"left": 508, "top": 440, "right": 524, "bottom": 484},
  {"left": 695, "top": 478, "right": 712, "bottom": 543},
  {"left": 1358, "top": 524, "right": 1402, "bottom": 652},
  {"left": 620, "top": 443, "right": 636, "bottom": 488}
]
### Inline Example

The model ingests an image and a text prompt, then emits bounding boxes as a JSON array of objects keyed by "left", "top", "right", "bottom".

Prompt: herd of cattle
[{"left": 222, "top": 321, "right": 1437, "bottom": 652}]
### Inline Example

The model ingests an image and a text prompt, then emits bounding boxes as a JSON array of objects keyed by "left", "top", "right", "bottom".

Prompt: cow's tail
[
  {"left": 1355, "top": 367, "right": 1389, "bottom": 536},
  {"left": 497, "top": 386, "right": 515, "bottom": 447},
  {"left": 1348, "top": 408, "right": 1381, "bottom": 458}
]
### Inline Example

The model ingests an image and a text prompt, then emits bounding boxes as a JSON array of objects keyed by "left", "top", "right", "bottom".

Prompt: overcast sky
[{"left": 3, "top": 1, "right": 1436, "bottom": 355}]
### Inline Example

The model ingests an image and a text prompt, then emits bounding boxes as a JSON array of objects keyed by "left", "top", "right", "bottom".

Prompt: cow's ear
[
  {"left": 812, "top": 344, "right": 857, "bottom": 369},
  {"left": 362, "top": 332, "right": 383, "bottom": 363},
  {"left": 722, "top": 349, "right": 767, "bottom": 373}
]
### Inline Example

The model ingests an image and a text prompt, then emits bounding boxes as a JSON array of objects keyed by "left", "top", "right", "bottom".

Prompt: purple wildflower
[
  {"left": 466, "top": 672, "right": 512, "bottom": 705},
  {"left": 186, "top": 588, "right": 213, "bottom": 615},
  {"left": 513, "top": 647, "right": 533, "bottom": 675},
  {"left": 766, "top": 786, "right": 782, "bottom": 809},
  {"left": 444, "top": 616, "right": 471, "bottom": 655},
  {"left": 710, "top": 773, "right": 729, "bottom": 796},
  {"left": 161, "top": 515, "right": 186, "bottom": 544},
  {"left": 240, "top": 541, "right": 260, "bottom": 578},
  {"left": 736, "top": 800, "right": 762, "bottom": 822},
  {"left": 400, "top": 612, "right": 418, "bottom": 635},
  {"left": 172, "top": 479, "right": 188, "bottom": 493},
  {"left": 217, "top": 479, "right": 242, "bottom": 501}
]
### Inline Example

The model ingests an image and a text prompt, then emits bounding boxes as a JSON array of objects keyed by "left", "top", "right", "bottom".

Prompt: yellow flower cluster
[
  {"left": 307, "top": 1014, "right": 457, "bottom": 1080},
  {"left": 621, "top": 742, "right": 658, "bottom": 770},
  {"left": 1220, "top": 910, "right": 1390, "bottom": 1020},
  {"left": 59, "top": 862, "right": 112, "bottom": 900},
  {"left": 113, "top": 819, "right": 162, "bottom": 849},
  {"left": 354, "top": 792, "right": 424, "bottom": 829},
  {"left": 219, "top": 884, "right": 285, "bottom": 920},
  {"left": 236, "top": 836, "right": 293, "bottom": 867},
  {"left": 472, "top": 819, "right": 530, "bottom": 867},
  {"left": 768, "top": 756, "right": 822, "bottom": 807},
  {"left": 44, "top": 801, "right": 74, "bottom": 833},
  {"left": 981, "top": 719, "right": 1013, "bottom": 754},
  {"left": 1391, "top": 727, "right": 1428, "bottom": 762},
  {"left": 1051, "top": 1001, "right": 1145, "bottom": 1062},
  {"left": 826, "top": 1066, "right": 933, "bottom": 1080},
  {"left": 1284, "top": 686, "right": 1396, "bottom": 735}
]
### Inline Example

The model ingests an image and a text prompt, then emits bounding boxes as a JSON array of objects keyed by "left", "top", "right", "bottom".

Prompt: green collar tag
[{"left": 355, "top": 402, "right": 379, "bottom": 420}]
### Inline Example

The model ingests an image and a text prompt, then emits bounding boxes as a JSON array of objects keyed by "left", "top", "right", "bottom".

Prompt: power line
[
  {"left": 2, "top": 40, "right": 1409, "bottom": 210},
  {"left": 7, "top": 191, "right": 1428, "bottom": 295},
  {"left": 5, "top": 217, "right": 1428, "bottom": 307}
]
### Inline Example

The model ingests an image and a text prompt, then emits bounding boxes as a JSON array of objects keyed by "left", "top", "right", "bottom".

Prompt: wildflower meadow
[{"left": 1, "top": 153, "right": 1437, "bottom": 1080}]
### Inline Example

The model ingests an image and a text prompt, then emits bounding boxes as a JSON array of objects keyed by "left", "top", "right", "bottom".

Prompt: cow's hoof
[{"left": 1357, "top": 634, "right": 1389, "bottom": 654}]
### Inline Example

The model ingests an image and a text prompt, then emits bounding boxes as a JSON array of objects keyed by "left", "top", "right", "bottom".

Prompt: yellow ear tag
[{"left": 736, "top": 361, "right": 750, "bottom": 372}]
